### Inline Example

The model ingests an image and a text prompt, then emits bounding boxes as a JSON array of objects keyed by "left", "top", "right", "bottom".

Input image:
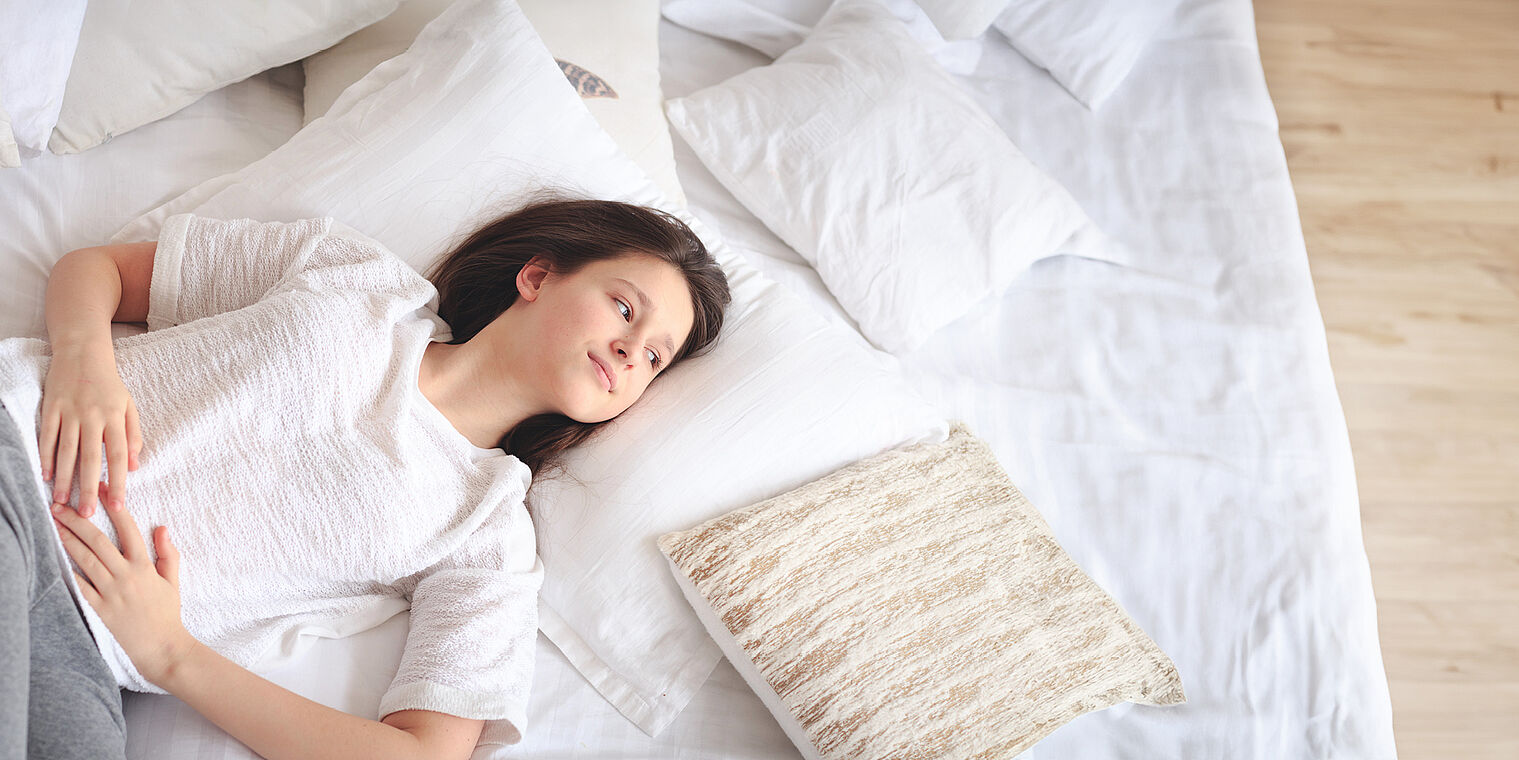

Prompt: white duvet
[{"left": 0, "top": 0, "right": 1397, "bottom": 757}]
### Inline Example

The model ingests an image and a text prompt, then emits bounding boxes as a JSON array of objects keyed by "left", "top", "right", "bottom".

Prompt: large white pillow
[
  {"left": 302, "top": 0, "right": 687, "bottom": 207},
  {"left": 0, "top": 0, "right": 86, "bottom": 163},
  {"left": 992, "top": 0, "right": 1181, "bottom": 109},
  {"left": 113, "top": 0, "right": 949, "bottom": 738},
  {"left": 664, "top": 0, "right": 1125, "bottom": 355},
  {"left": 47, "top": 0, "right": 401, "bottom": 156}
]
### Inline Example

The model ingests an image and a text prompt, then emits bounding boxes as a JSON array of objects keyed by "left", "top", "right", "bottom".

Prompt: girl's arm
[
  {"left": 49, "top": 499, "right": 485, "bottom": 760},
  {"left": 41, "top": 242, "right": 155, "bottom": 517},
  {"left": 156, "top": 643, "right": 484, "bottom": 760}
]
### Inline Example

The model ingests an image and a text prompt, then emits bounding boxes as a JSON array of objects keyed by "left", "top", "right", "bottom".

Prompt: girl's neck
[{"left": 417, "top": 337, "right": 534, "bottom": 449}]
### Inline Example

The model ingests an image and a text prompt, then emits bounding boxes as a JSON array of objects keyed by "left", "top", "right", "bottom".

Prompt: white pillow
[
  {"left": 915, "top": 0, "right": 1010, "bottom": 40},
  {"left": 47, "top": 0, "right": 402, "bottom": 156},
  {"left": 0, "top": 0, "right": 86, "bottom": 162},
  {"left": 664, "top": 0, "right": 1122, "bottom": 355},
  {"left": 113, "top": 0, "right": 949, "bottom": 738},
  {"left": 302, "top": 0, "right": 687, "bottom": 208},
  {"left": 992, "top": 0, "right": 1181, "bottom": 109}
]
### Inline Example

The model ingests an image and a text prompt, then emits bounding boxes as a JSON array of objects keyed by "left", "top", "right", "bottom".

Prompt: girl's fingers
[
  {"left": 126, "top": 402, "right": 143, "bottom": 471},
  {"left": 52, "top": 504, "right": 129, "bottom": 577},
  {"left": 55, "top": 514, "right": 116, "bottom": 589},
  {"left": 101, "top": 483, "right": 147, "bottom": 563},
  {"left": 105, "top": 425, "right": 129, "bottom": 511},
  {"left": 38, "top": 403, "right": 59, "bottom": 481},
  {"left": 53, "top": 417, "right": 80, "bottom": 509},
  {"left": 154, "top": 526, "right": 178, "bottom": 587},
  {"left": 72, "top": 572, "right": 102, "bottom": 608},
  {"left": 78, "top": 420, "right": 104, "bottom": 516}
]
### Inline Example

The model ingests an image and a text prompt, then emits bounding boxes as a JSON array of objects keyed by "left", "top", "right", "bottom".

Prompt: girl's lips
[{"left": 590, "top": 353, "right": 613, "bottom": 391}]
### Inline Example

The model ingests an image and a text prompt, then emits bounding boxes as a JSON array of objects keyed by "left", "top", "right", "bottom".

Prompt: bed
[{"left": 0, "top": 0, "right": 1398, "bottom": 757}]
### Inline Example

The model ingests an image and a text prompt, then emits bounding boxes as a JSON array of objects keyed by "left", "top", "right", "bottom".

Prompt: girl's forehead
[{"left": 586, "top": 253, "right": 679, "bottom": 282}]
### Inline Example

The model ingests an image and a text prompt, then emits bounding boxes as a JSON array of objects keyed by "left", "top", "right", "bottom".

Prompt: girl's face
[{"left": 517, "top": 252, "right": 695, "bottom": 424}]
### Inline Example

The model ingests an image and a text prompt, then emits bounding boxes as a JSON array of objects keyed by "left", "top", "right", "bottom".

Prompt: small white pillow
[
  {"left": 113, "top": 0, "right": 948, "bottom": 738},
  {"left": 302, "top": 0, "right": 687, "bottom": 208},
  {"left": 0, "top": 0, "right": 86, "bottom": 162},
  {"left": 665, "top": 0, "right": 1118, "bottom": 355},
  {"left": 47, "top": 0, "right": 402, "bottom": 156},
  {"left": 992, "top": 0, "right": 1180, "bottom": 109}
]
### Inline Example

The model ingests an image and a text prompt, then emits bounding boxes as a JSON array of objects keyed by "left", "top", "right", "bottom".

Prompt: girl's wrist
[
  {"left": 148, "top": 629, "right": 205, "bottom": 690},
  {"left": 48, "top": 333, "right": 114, "bottom": 358}
]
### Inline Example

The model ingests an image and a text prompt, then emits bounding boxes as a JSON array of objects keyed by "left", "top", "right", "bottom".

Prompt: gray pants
[{"left": 0, "top": 399, "right": 127, "bottom": 759}]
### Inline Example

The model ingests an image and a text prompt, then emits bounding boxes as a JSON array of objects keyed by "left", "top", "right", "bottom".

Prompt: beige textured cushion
[{"left": 658, "top": 421, "right": 1186, "bottom": 759}]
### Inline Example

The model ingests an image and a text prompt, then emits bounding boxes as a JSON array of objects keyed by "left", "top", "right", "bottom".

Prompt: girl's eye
[{"left": 616, "top": 298, "right": 661, "bottom": 369}]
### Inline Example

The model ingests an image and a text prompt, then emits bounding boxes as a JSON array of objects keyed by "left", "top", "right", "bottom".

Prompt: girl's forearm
[
  {"left": 158, "top": 639, "right": 425, "bottom": 760},
  {"left": 45, "top": 248, "right": 122, "bottom": 351}
]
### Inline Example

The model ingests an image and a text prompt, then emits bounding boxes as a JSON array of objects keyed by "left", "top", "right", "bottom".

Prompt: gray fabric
[{"left": 0, "top": 400, "right": 127, "bottom": 760}]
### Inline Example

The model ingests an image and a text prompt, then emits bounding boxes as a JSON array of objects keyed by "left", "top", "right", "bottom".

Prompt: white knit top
[{"left": 0, "top": 213, "right": 543, "bottom": 745}]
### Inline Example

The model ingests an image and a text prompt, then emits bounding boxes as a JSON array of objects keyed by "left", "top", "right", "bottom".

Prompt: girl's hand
[
  {"left": 40, "top": 341, "right": 144, "bottom": 518},
  {"left": 52, "top": 486, "right": 195, "bottom": 686}
]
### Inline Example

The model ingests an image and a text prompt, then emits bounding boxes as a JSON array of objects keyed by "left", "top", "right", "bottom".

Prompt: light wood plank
[{"left": 1255, "top": 0, "right": 1519, "bottom": 757}]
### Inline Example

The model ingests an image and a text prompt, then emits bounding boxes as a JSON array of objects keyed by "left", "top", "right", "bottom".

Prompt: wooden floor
[{"left": 1253, "top": 1, "right": 1518, "bottom": 757}]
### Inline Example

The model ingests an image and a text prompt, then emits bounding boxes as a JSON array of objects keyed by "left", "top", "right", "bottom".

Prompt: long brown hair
[{"left": 424, "top": 193, "right": 730, "bottom": 478}]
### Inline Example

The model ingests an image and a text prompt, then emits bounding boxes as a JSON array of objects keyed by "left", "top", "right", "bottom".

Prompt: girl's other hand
[
  {"left": 52, "top": 484, "right": 194, "bottom": 686},
  {"left": 39, "top": 340, "right": 144, "bottom": 518}
]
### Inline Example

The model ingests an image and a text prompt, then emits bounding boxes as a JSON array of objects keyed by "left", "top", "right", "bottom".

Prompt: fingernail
[
  {"left": 109, "top": 497, "right": 123, "bottom": 512},
  {"left": 50, "top": 502, "right": 63, "bottom": 514}
]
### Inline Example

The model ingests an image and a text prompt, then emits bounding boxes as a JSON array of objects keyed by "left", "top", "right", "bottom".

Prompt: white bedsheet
[
  {"left": 2, "top": 0, "right": 1397, "bottom": 757},
  {"left": 485, "top": 0, "right": 1397, "bottom": 756}
]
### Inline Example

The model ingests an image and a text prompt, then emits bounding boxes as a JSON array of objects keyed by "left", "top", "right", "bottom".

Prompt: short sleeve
[
  {"left": 147, "top": 213, "right": 435, "bottom": 330},
  {"left": 379, "top": 496, "right": 545, "bottom": 745}
]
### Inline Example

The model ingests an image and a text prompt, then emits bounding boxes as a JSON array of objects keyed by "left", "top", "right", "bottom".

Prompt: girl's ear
[{"left": 518, "top": 256, "right": 552, "bottom": 302}]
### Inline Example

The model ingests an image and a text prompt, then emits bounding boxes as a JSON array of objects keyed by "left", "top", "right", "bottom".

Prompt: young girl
[{"left": 0, "top": 197, "right": 731, "bottom": 760}]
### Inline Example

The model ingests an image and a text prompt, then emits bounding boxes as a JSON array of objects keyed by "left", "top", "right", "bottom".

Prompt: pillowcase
[
  {"left": 659, "top": 421, "right": 1187, "bottom": 760},
  {"left": 0, "top": 0, "right": 86, "bottom": 162},
  {"left": 992, "top": 0, "right": 1181, "bottom": 109},
  {"left": 112, "top": 0, "right": 949, "bottom": 738},
  {"left": 46, "top": 0, "right": 402, "bottom": 156},
  {"left": 301, "top": 0, "right": 687, "bottom": 208},
  {"left": 664, "top": 0, "right": 1121, "bottom": 356}
]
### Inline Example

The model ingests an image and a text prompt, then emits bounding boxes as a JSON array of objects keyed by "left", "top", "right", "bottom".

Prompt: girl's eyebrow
[{"left": 616, "top": 277, "right": 676, "bottom": 358}]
